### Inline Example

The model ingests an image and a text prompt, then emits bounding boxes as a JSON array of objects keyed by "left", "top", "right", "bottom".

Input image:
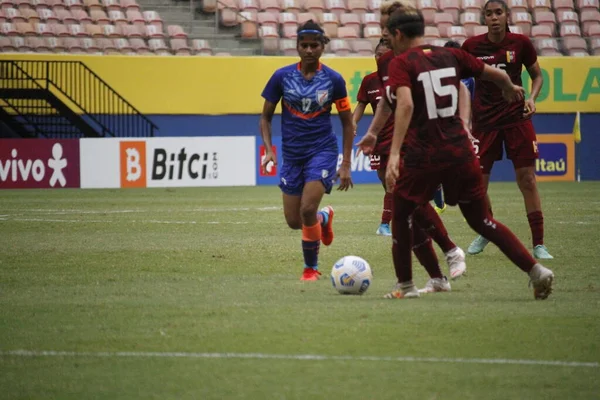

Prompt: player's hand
[
  {"left": 261, "top": 150, "right": 276, "bottom": 175},
  {"left": 356, "top": 131, "right": 377, "bottom": 155},
  {"left": 352, "top": 120, "right": 358, "bottom": 137},
  {"left": 335, "top": 162, "right": 353, "bottom": 191},
  {"left": 385, "top": 153, "right": 401, "bottom": 193},
  {"left": 523, "top": 98, "right": 536, "bottom": 118},
  {"left": 502, "top": 84, "right": 525, "bottom": 104}
]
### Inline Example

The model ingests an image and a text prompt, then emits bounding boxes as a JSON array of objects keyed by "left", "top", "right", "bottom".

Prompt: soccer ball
[{"left": 330, "top": 256, "right": 373, "bottom": 295}]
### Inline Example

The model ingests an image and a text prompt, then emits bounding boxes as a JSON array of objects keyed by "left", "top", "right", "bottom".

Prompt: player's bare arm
[
  {"left": 458, "top": 82, "right": 472, "bottom": 134},
  {"left": 385, "top": 86, "right": 413, "bottom": 193},
  {"left": 479, "top": 65, "right": 525, "bottom": 104},
  {"left": 352, "top": 102, "right": 367, "bottom": 137},
  {"left": 524, "top": 61, "right": 543, "bottom": 118},
  {"left": 357, "top": 97, "right": 392, "bottom": 155},
  {"left": 259, "top": 99, "right": 278, "bottom": 173},
  {"left": 337, "top": 109, "right": 355, "bottom": 191}
]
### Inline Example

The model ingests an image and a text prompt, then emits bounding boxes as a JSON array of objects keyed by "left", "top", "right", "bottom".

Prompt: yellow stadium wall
[{"left": 1, "top": 54, "right": 599, "bottom": 114}]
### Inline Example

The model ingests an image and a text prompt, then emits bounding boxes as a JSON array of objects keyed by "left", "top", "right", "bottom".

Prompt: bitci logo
[
  {"left": 120, "top": 141, "right": 147, "bottom": 188},
  {"left": 259, "top": 145, "right": 277, "bottom": 177}
]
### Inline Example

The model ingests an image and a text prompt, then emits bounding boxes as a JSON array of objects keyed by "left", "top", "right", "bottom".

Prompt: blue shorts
[{"left": 279, "top": 151, "right": 338, "bottom": 196}]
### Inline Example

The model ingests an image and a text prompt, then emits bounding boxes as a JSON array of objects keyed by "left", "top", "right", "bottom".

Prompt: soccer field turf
[{"left": 1, "top": 182, "right": 599, "bottom": 399}]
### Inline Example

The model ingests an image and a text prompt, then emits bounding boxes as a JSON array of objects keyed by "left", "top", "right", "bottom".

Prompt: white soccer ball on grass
[{"left": 330, "top": 256, "right": 372, "bottom": 295}]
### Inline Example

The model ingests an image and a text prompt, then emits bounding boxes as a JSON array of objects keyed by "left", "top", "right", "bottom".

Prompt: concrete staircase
[{"left": 136, "top": 0, "right": 263, "bottom": 55}]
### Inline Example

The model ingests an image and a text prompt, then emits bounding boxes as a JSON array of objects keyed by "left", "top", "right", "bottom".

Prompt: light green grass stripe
[{"left": 2, "top": 350, "right": 598, "bottom": 368}]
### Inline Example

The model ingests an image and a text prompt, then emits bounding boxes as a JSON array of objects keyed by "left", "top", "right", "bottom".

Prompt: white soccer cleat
[
  {"left": 529, "top": 264, "right": 554, "bottom": 300},
  {"left": 445, "top": 247, "right": 467, "bottom": 280},
  {"left": 384, "top": 282, "right": 421, "bottom": 299},
  {"left": 418, "top": 276, "right": 451, "bottom": 293}
]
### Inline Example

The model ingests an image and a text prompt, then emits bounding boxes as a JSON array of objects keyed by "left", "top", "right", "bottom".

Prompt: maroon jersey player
[
  {"left": 462, "top": 0, "right": 552, "bottom": 260},
  {"left": 353, "top": 40, "right": 394, "bottom": 237},
  {"left": 357, "top": 0, "right": 467, "bottom": 291},
  {"left": 382, "top": 8, "right": 554, "bottom": 300}
]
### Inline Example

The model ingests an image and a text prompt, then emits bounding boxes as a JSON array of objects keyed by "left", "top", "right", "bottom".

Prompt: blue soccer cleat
[
  {"left": 533, "top": 245, "right": 554, "bottom": 260},
  {"left": 467, "top": 235, "right": 490, "bottom": 255},
  {"left": 376, "top": 223, "right": 392, "bottom": 236}
]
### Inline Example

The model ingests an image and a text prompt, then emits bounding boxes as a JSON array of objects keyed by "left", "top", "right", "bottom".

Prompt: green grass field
[{"left": 1, "top": 182, "right": 599, "bottom": 399}]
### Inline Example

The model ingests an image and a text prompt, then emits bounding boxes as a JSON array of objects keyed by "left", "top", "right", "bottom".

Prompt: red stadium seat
[
  {"left": 148, "top": 38, "right": 169, "bottom": 54},
  {"left": 434, "top": 12, "right": 454, "bottom": 32},
  {"left": 167, "top": 25, "right": 187, "bottom": 38},
  {"left": 44, "top": 36, "right": 64, "bottom": 52},
  {"left": 367, "top": 0, "right": 381, "bottom": 12},
  {"left": 30, "top": 0, "right": 49, "bottom": 9},
  {"left": 581, "top": 11, "right": 600, "bottom": 36},
  {"left": 305, "top": 0, "right": 325, "bottom": 19},
  {"left": 461, "top": 0, "right": 482, "bottom": 12},
  {"left": 33, "top": 22, "right": 52, "bottom": 35},
  {"left": 363, "top": 25, "right": 381, "bottom": 38},
  {"left": 220, "top": 8, "right": 239, "bottom": 26},
  {"left": 121, "top": 0, "right": 139, "bottom": 10},
  {"left": 424, "top": 26, "right": 440, "bottom": 41},
  {"left": 553, "top": 0, "right": 574, "bottom": 13},
  {"left": 108, "top": 9, "right": 127, "bottom": 26},
  {"left": 338, "top": 25, "right": 358, "bottom": 38},
  {"left": 26, "top": 36, "right": 49, "bottom": 52},
  {"left": 99, "top": 37, "right": 120, "bottom": 54},
  {"left": 557, "top": 10, "right": 578, "bottom": 24},
  {"left": 67, "top": 23, "right": 88, "bottom": 36},
  {"left": 50, "top": 21, "right": 68, "bottom": 35},
  {"left": 90, "top": 9, "right": 109, "bottom": 25},
  {"left": 84, "top": 23, "right": 103, "bottom": 37},
  {"left": 10, "top": 36, "right": 32, "bottom": 52},
  {"left": 114, "top": 37, "right": 133, "bottom": 54},
  {"left": 63, "top": 0, "right": 84, "bottom": 9},
  {"left": 329, "top": 38, "right": 351, "bottom": 55},
  {"left": 508, "top": 24, "right": 523, "bottom": 34},
  {"left": 297, "top": 12, "right": 316, "bottom": 25},
  {"left": 577, "top": 0, "right": 599, "bottom": 12},
  {"left": 15, "top": 20, "right": 34, "bottom": 34},
  {"left": 348, "top": 0, "right": 368, "bottom": 15},
  {"left": 460, "top": 12, "right": 480, "bottom": 36},
  {"left": 282, "top": 23, "right": 296, "bottom": 37},
  {"left": 512, "top": 12, "right": 532, "bottom": 36},
  {"left": 5, "top": 7, "right": 25, "bottom": 22},
  {"left": 440, "top": 0, "right": 460, "bottom": 22},
  {"left": 71, "top": 9, "right": 91, "bottom": 24},
  {"left": 591, "top": 37, "right": 600, "bottom": 55},
  {"left": 531, "top": 24, "right": 552, "bottom": 38},
  {"left": 101, "top": 0, "right": 120, "bottom": 11},
  {"left": 507, "top": 0, "right": 527, "bottom": 13},
  {"left": 529, "top": 0, "right": 550, "bottom": 11},
  {"left": 0, "top": 36, "right": 16, "bottom": 51},
  {"left": 55, "top": 8, "right": 77, "bottom": 24},
  {"left": 20, "top": 8, "right": 40, "bottom": 22},
  {"left": 63, "top": 37, "right": 84, "bottom": 53},
  {"left": 126, "top": 9, "right": 144, "bottom": 26},
  {"left": 257, "top": 11, "right": 277, "bottom": 28},
  {"left": 202, "top": 0, "right": 217, "bottom": 13},
  {"left": 36, "top": 8, "right": 58, "bottom": 23},
  {"left": 321, "top": 12, "right": 339, "bottom": 38},
  {"left": 350, "top": 38, "right": 373, "bottom": 55},
  {"left": 563, "top": 37, "right": 588, "bottom": 53},
  {"left": 472, "top": 25, "right": 488, "bottom": 36},
  {"left": 145, "top": 24, "right": 165, "bottom": 38},
  {"left": 279, "top": 11, "right": 297, "bottom": 26},
  {"left": 533, "top": 10, "right": 555, "bottom": 32},
  {"left": 121, "top": 23, "right": 143, "bottom": 38},
  {"left": 559, "top": 23, "right": 581, "bottom": 37},
  {"left": 83, "top": 0, "right": 102, "bottom": 11},
  {"left": 588, "top": 24, "right": 600, "bottom": 38},
  {"left": 279, "top": 0, "right": 300, "bottom": 15},
  {"left": 80, "top": 37, "right": 101, "bottom": 53},
  {"left": 362, "top": 12, "right": 379, "bottom": 27},
  {"left": 535, "top": 37, "right": 559, "bottom": 52},
  {"left": 129, "top": 37, "right": 149, "bottom": 53},
  {"left": 340, "top": 13, "right": 360, "bottom": 35},
  {"left": 418, "top": 0, "right": 438, "bottom": 25},
  {"left": 170, "top": 38, "right": 191, "bottom": 55},
  {"left": 239, "top": 11, "right": 258, "bottom": 38},
  {"left": 326, "top": 0, "right": 347, "bottom": 18},
  {"left": 190, "top": 38, "right": 211, "bottom": 55},
  {"left": 448, "top": 25, "right": 467, "bottom": 40},
  {"left": 279, "top": 38, "right": 296, "bottom": 55},
  {"left": 143, "top": 10, "right": 162, "bottom": 29},
  {"left": 239, "top": 0, "right": 259, "bottom": 15}
]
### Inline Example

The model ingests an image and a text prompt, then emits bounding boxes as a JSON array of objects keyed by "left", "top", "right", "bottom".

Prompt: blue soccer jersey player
[{"left": 259, "top": 20, "right": 355, "bottom": 281}]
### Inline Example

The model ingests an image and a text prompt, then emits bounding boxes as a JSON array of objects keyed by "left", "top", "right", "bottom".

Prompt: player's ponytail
[
  {"left": 297, "top": 20, "right": 330, "bottom": 45},
  {"left": 386, "top": 8, "right": 425, "bottom": 38}
]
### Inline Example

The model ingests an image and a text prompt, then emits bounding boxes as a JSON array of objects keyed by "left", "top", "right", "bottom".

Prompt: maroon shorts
[
  {"left": 472, "top": 120, "right": 539, "bottom": 174},
  {"left": 370, "top": 153, "right": 389, "bottom": 170},
  {"left": 394, "top": 159, "right": 486, "bottom": 206}
]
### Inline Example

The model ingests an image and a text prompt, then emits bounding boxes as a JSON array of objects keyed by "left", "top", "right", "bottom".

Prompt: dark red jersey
[
  {"left": 357, "top": 71, "right": 393, "bottom": 155},
  {"left": 462, "top": 33, "right": 537, "bottom": 131},
  {"left": 387, "top": 46, "right": 485, "bottom": 168}
]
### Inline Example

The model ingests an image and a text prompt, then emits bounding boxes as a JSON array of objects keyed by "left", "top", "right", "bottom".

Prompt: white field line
[{"left": 0, "top": 350, "right": 597, "bottom": 369}]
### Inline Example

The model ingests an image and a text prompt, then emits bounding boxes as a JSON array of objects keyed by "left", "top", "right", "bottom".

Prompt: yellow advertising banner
[{"left": 1, "top": 54, "right": 599, "bottom": 114}]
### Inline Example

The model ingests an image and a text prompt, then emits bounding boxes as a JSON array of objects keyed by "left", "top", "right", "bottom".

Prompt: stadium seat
[
  {"left": 148, "top": 38, "right": 169, "bottom": 54},
  {"left": 553, "top": 0, "right": 574, "bottom": 13},
  {"left": 297, "top": 12, "right": 316, "bottom": 25},
  {"left": 363, "top": 25, "right": 381, "bottom": 38},
  {"left": 126, "top": 10, "right": 145, "bottom": 26},
  {"left": 340, "top": 13, "right": 360, "bottom": 35},
  {"left": 67, "top": 23, "right": 87, "bottom": 36},
  {"left": 26, "top": 36, "right": 49, "bottom": 52},
  {"left": 279, "top": 0, "right": 300, "bottom": 15},
  {"left": 508, "top": 0, "right": 527, "bottom": 13},
  {"left": 90, "top": 9, "right": 110, "bottom": 24},
  {"left": 0, "top": 36, "right": 16, "bottom": 51},
  {"left": 36, "top": 8, "right": 58, "bottom": 23},
  {"left": 55, "top": 8, "right": 77, "bottom": 24},
  {"left": 20, "top": 8, "right": 40, "bottom": 22},
  {"left": 129, "top": 37, "right": 149, "bottom": 53},
  {"left": 367, "top": 0, "right": 381, "bottom": 13},
  {"left": 577, "top": 0, "right": 599, "bottom": 12},
  {"left": 71, "top": 9, "right": 91, "bottom": 24},
  {"left": 321, "top": 12, "right": 339, "bottom": 38},
  {"left": 282, "top": 23, "right": 296, "bottom": 37},
  {"left": 257, "top": 11, "right": 277, "bottom": 28},
  {"left": 462, "top": 0, "right": 482, "bottom": 12},
  {"left": 108, "top": 9, "right": 127, "bottom": 26},
  {"left": 63, "top": 37, "right": 83, "bottom": 53},
  {"left": 167, "top": 24, "right": 187, "bottom": 38},
  {"left": 581, "top": 11, "right": 600, "bottom": 35},
  {"left": 533, "top": 10, "right": 555, "bottom": 32},
  {"left": 563, "top": 36, "right": 588, "bottom": 52},
  {"left": 434, "top": 13, "right": 455, "bottom": 33},
  {"left": 512, "top": 11, "right": 532, "bottom": 35},
  {"left": 10, "top": 36, "right": 32, "bottom": 52},
  {"left": 99, "top": 37, "right": 120, "bottom": 54},
  {"left": 143, "top": 10, "right": 162, "bottom": 29},
  {"left": 348, "top": 0, "right": 368, "bottom": 16},
  {"left": 440, "top": 0, "right": 460, "bottom": 22},
  {"left": 278, "top": 10, "right": 296, "bottom": 26},
  {"left": 101, "top": 0, "right": 120, "bottom": 11},
  {"left": 15, "top": 20, "right": 34, "bottom": 34},
  {"left": 326, "top": 0, "right": 347, "bottom": 18},
  {"left": 121, "top": 0, "right": 139, "bottom": 11},
  {"left": 83, "top": 0, "right": 102, "bottom": 11},
  {"left": 34, "top": 22, "right": 52, "bottom": 35},
  {"left": 530, "top": 0, "right": 551, "bottom": 11},
  {"left": 277, "top": 38, "right": 294, "bottom": 54},
  {"left": 238, "top": 11, "right": 257, "bottom": 37},
  {"left": 591, "top": 37, "right": 600, "bottom": 54},
  {"left": 44, "top": 36, "right": 65, "bottom": 51},
  {"left": 220, "top": 8, "right": 239, "bottom": 25},
  {"left": 589, "top": 24, "right": 600, "bottom": 38},
  {"left": 535, "top": 37, "right": 559, "bottom": 52},
  {"left": 170, "top": 38, "right": 191, "bottom": 55},
  {"left": 472, "top": 25, "right": 488, "bottom": 35},
  {"left": 305, "top": 0, "right": 325, "bottom": 19},
  {"left": 338, "top": 25, "right": 358, "bottom": 38},
  {"left": 145, "top": 24, "right": 165, "bottom": 38},
  {"left": 362, "top": 12, "right": 379, "bottom": 28},
  {"left": 460, "top": 12, "right": 480, "bottom": 36},
  {"left": 115, "top": 37, "right": 134, "bottom": 54},
  {"left": 531, "top": 24, "right": 552, "bottom": 38},
  {"left": 50, "top": 21, "right": 68, "bottom": 35},
  {"left": 84, "top": 23, "right": 102, "bottom": 36},
  {"left": 329, "top": 38, "right": 351, "bottom": 55},
  {"left": 418, "top": 0, "right": 438, "bottom": 25},
  {"left": 30, "top": 0, "right": 50, "bottom": 10},
  {"left": 508, "top": 25, "right": 523, "bottom": 34},
  {"left": 5, "top": 7, "right": 25, "bottom": 22},
  {"left": 560, "top": 23, "right": 582, "bottom": 37},
  {"left": 202, "top": 0, "right": 217, "bottom": 13},
  {"left": 121, "top": 23, "right": 143, "bottom": 38},
  {"left": 448, "top": 25, "right": 467, "bottom": 40},
  {"left": 557, "top": 10, "right": 578, "bottom": 25},
  {"left": 424, "top": 25, "right": 440, "bottom": 39},
  {"left": 239, "top": 0, "right": 259, "bottom": 15},
  {"left": 80, "top": 37, "right": 100, "bottom": 53},
  {"left": 350, "top": 38, "right": 373, "bottom": 55}
]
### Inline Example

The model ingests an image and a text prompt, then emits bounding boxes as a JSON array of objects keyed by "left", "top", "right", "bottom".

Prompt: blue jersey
[
  {"left": 261, "top": 63, "right": 350, "bottom": 162},
  {"left": 462, "top": 77, "right": 475, "bottom": 99}
]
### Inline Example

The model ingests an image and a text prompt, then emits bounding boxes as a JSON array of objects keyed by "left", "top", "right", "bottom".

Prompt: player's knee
[
  {"left": 299, "top": 203, "right": 318, "bottom": 223},
  {"left": 285, "top": 217, "right": 302, "bottom": 230},
  {"left": 517, "top": 171, "right": 537, "bottom": 193}
]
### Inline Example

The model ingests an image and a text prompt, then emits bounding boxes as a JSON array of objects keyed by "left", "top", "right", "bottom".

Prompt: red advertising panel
[{"left": 0, "top": 139, "right": 80, "bottom": 189}]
